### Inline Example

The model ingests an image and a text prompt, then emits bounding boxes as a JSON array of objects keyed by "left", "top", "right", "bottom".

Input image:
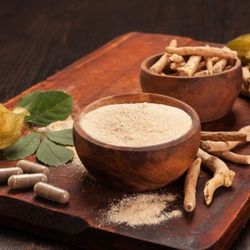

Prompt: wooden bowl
[
  {"left": 73, "top": 93, "right": 201, "bottom": 191},
  {"left": 140, "top": 53, "right": 242, "bottom": 123}
]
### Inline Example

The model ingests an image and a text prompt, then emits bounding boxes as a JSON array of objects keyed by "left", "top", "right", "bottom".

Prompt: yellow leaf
[{"left": 0, "top": 104, "right": 29, "bottom": 150}]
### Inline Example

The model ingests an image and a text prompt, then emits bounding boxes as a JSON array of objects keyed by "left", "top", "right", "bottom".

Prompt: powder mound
[
  {"left": 80, "top": 103, "right": 192, "bottom": 147},
  {"left": 105, "top": 193, "right": 182, "bottom": 227}
]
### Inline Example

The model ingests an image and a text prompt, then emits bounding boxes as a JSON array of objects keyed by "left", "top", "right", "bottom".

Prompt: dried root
[
  {"left": 165, "top": 46, "right": 237, "bottom": 59},
  {"left": 213, "top": 58, "right": 227, "bottom": 73},
  {"left": 177, "top": 55, "right": 202, "bottom": 76},
  {"left": 150, "top": 39, "right": 177, "bottom": 73},
  {"left": 201, "top": 131, "right": 249, "bottom": 142},
  {"left": 200, "top": 126, "right": 250, "bottom": 152},
  {"left": 184, "top": 157, "right": 201, "bottom": 212},
  {"left": 197, "top": 148, "right": 235, "bottom": 205},
  {"left": 213, "top": 151, "right": 250, "bottom": 165},
  {"left": 242, "top": 66, "right": 250, "bottom": 98}
]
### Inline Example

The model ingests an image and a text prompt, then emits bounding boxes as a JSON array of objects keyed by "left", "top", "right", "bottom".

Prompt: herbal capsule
[
  {"left": 8, "top": 174, "right": 48, "bottom": 190},
  {"left": 17, "top": 160, "right": 49, "bottom": 176},
  {"left": 0, "top": 167, "right": 23, "bottom": 183},
  {"left": 34, "top": 182, "right": 70, "bottom": 204}
]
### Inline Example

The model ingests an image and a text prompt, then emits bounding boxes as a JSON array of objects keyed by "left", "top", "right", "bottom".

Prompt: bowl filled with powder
[{"left": 73, "top": 93, "right": 200, "bottom": 191}]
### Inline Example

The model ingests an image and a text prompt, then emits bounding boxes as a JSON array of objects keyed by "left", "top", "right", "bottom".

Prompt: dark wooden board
[{"left": 0, "top": 32, "right": 249, "bottom": 250}]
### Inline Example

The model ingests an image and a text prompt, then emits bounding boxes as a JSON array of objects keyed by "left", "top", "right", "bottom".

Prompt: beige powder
[
  {"left": 105, "top": 193, "right": 182, "bottom": 227},
  {"left": 80, "top": 103, "right": 192, "bottom": 147}
]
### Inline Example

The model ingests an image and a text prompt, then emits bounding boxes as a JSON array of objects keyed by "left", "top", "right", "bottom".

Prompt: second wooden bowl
[
  {"left": 73, "top": 93, "right": 201, "bottom": 191},
  {"left": 140, "top": 53, "right": 242, "bottom": 123}
]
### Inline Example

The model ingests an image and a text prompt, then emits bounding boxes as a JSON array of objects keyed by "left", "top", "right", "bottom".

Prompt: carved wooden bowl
[
  {"left": 140, "top": 53, "right": 242, "bottom": 123},
  {"left": 73, "top": 93, "right": 201, "bottom": 191}
]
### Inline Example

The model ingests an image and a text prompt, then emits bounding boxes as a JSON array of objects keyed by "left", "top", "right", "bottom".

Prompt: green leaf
[
  {"left": 46, "top": 129, "right": 74, "bottom": 146},
  {"left": 36, "top": 138, "right": 74, "bottom": 166},
  {"left": 3, "top": 132, "right": 41, "bottom": 160},
  {"left": 18, "top": 91, "right": 43, "bottom": 109},
  {"left": 21, "top": 91, "right": 73, "bottom": 126}
]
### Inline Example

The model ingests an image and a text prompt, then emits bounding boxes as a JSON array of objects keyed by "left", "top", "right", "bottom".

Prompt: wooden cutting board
[{"left": 0, "top": 32, "right": 249, "bottom": 250}]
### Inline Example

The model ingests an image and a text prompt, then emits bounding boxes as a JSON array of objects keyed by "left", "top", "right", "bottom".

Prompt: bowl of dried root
[{"left": 140, "top": 39, "right": 242, "bottom": 122}]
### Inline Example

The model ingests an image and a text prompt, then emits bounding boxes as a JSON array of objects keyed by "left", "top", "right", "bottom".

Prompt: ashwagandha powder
[
  {"left": 80, "top": 103, "right": 192, "bottom": 147},
  {"left": 104, "top": 193, "right": 182, "bottom": 227}
]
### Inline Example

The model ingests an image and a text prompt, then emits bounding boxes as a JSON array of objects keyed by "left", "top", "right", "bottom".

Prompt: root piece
[
  {"left": 177, "top": 55, "right": 202, "bottom": 76},
  {"left": 201, "top": 131, "right": 249, "bottom": 142},
  {"left": 169, "top": 39, "right": 177, "bottom": 48},
  {"left": 194, "top": 70, "right": 209, "bottom": 76},
  {"left": 197, "top": 148, "right": 235, "bottom": 205},
  {"left": 150, "top": 53, "right": 170, "bottom": 74},
  {"left": 243, "top": 66, "right": 250, "bottom": 82},
  {"left": 200, "top": 140, "right": 240, "bottom": 153},
  {"left": 214, "top": 151, "right": 250, "bottom": 165},
  {"left": 170, "top": 62, "right": 186, "bottom": 71},
  {"left": 213, "top": 58, "right": 227, "bottom": 73},
  {"left": 169, "top": 54, "right": 184, "bottom": 63},
  {"left": 211, "top": 57, "right": 220, "bottom": 63},
  {"left": 200, "top": 126, "right": 250, "bottom": 152},
  {"left": 165, "top": 46, "right": 237, "bottom": 59},
  {"left": 150, "top": 39, "right": 177, "bottom": 74},
  {"left": 242, "top": 66, "right": 250, "bottom": 98},
  {"left": 184, "top": 157, "right": 202, "bottom": 212},
  {"left": 206, "top": 57, "right": 214, "bottom": 74}
]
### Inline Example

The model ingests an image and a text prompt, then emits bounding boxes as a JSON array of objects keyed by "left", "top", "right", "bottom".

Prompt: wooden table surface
[{"left": 0, "top": 0, "right": 249, "bottom": 249}]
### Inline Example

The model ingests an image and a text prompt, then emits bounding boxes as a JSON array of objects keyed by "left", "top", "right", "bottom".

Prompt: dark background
[{"left": 0, "top": 0, "right": 249, "bottom": 249}]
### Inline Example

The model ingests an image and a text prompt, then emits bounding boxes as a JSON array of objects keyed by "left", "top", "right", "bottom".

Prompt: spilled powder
[
  {"left": 105, "top": 193, "right": 182, "bottom": 227},
  {"left": 80, "top": 103, "right": 192, "bottom": 147}
]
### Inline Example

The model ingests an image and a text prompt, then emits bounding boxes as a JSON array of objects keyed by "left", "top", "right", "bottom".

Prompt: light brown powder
[
  {"left": 80, "top": 103, "right": 192, "bottom": 147},
  {"left": 105, "top": 193, "right": 182, "bottom": 227}
]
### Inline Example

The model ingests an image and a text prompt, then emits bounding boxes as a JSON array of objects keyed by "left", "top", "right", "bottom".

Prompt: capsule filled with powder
[
  {"left": 17, "top": 160, "right": 49, "bottom": 176},
  {"left": 0, "top": 167, "right": 23, "bottom": 183},
  {"left": 34, "top": 182, "right": 70, "bottom": 204},
  {"left": 8, "top": 173, "right": 48, "bottom": 190}
]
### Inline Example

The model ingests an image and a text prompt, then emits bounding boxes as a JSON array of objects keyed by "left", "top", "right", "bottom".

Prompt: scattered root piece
[
  {"left": 213, "top": 151, "right": 250, "bottom": 165},
  {"left": 165, "top": 46, "right": 237, "bottom": 59},
  {"left": 213, "top": 58, "right": 227, "bottom": 73},
  {"left": 200, "top": 140, "right": 241, "bottom": 153},
  {"left": 197, "top": 148, "right": 235, "bottom": 205},
  {"left": 184, "top": 157, "right": 201, "bottom": 212},
  {"left": 201, "top": 131, "right": 249, "bottom": 142},
  {"left": 177, "top": 55, "right": 202, "bottom": 76},
  {"left": 200, "top": 126, "right": 250, "bottom": 152}
]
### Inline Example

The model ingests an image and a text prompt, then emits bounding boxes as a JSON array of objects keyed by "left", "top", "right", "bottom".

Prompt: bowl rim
[
  {"left": 73, "top": 93, "right": 200, "bottom": 152},
  {"left": 141, "top": 52, "right": 241, "bottom": 79}
]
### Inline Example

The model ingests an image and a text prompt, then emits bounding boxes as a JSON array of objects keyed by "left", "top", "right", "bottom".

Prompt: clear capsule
[
  {"left": 17, "top": 160, "right": 49, "bottom": 176},
  {"left": 8, "top": 173, "right": 48, "bottom": 190},
  {"left": 0, "top": 167, "right": 23, "bottom": 183},
  {"left": 34, "top": 182, "right": 70, "bottom": 204}
]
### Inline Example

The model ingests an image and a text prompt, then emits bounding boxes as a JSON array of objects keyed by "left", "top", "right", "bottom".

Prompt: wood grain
[
  {"left": 0, "top": 32, "right": 249, "bottom": 250},
  {"left": 0, "top": 0, "right": 249, "bottom": 248}
]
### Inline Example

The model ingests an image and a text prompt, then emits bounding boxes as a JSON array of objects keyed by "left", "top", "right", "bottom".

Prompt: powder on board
[{"left": 104, "top": 193, "right": 182, "bottom": 227}]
